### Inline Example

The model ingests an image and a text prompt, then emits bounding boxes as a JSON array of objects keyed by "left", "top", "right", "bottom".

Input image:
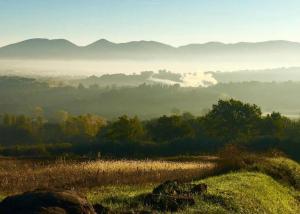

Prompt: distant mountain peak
[
  {"left": 1, "top": 38, "right": 78, "bottom": 49},
  {"left": 118, "top": 40, "right": 175, "bottom": 50},
  {"left": 86, "top": 39, "right": 115, "bottom": 47}
]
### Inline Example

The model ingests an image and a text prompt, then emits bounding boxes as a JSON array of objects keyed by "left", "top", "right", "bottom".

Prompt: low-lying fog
[
  {"left": 1, "top": 59, "right": 300, "bottom": 77},
  {"left": 1, "top": 59, "right": 300, "bottom": 87}
]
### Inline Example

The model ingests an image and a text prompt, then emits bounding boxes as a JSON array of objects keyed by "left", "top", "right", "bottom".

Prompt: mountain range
[{"left": 1, "top": 38, "right": 300, "bottom": 60}]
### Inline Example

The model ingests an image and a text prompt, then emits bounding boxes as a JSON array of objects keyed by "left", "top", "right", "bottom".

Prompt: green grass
[
  {"left": 86, "top": 184, "right": 156, "bottom": 211},
  {"left": 191, "top": 172, "right": 299, "bottom": 214},
  {"left": 87, "top": 171, "right": 300, "bottom": 213},
  {"left": 249, "top": 157, "right": 300, "bottom": 190},
  {"left": 0, "top": 156, "right": 299, "bottom": 213}
]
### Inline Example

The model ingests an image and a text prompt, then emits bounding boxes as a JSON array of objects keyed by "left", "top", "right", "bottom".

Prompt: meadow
[
  {"left": 85, "top": 156, "right": 300, "bottom": 213},
  {"left": 0, "top": 157, "right": 215, "bottom": 195},
  {"left": 0, "top": 155, "right": 299, "bottom": 213}
]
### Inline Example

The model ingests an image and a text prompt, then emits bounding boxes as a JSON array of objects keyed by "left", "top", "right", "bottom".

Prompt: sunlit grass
[
  {"left": 250, "top": 157, "right": 300, "bottom": 189},
  {"left": 85, "top": 171, "right": 300, "bottom": 214},
  {"left": 83, "top": 157, "right": 300, "bottom": 213},
  {"left": 190, "top": 172, "right": 300, "bottom": 214},
  {"left": 86, "top": 184, "right": 154, "bottom": 211},
  {"left": 1, "top": 156, "right": 299, "bottom": 213},
  {"left": 0, "top": 158, "right": 215, "bottom": 195}
]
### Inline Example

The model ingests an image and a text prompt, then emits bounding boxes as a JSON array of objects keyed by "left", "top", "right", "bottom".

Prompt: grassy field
[
  {"left": 85, "top": 172, "right": 300, "bottom": 213},
  {"left": 0, "top": 158, "right": 215, "bottom": 195},
  {"left": 0, "top": 156, "right": 299, "bottom": 213},
  {"left": 84, "top": 157, "right": 300, "bottom": 213}
]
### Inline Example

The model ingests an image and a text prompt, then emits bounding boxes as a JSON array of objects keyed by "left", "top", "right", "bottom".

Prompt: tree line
[{"left": 0, "top": 99, "right": 299, "bottom": 161}]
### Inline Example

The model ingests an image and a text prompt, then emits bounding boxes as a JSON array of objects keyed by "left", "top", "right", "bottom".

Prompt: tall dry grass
[{"left": 0, "top": 158, "right": 215, "bottom": 195}]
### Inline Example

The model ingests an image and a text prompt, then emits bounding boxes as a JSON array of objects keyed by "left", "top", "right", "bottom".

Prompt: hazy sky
[{"left": 1, "top": 0, "right": 300, "bottom": 47}]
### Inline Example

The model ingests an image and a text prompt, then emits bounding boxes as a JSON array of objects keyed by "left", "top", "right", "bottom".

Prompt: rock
[
  {"left": 38, "top": 207, "right": 67, "bottom": 214},
  {"left": 144, "top": 180, "right": 203, "bottom": 211},
  {"left": 0, "top": 189, "right": 97, "bottom": 214},
  {"left": 93, "top": 203, "right": 111, "bottom": 214},
  {"left": 190, "top": 183, "right": 208, "bottom": 194},
  {"left": 144, "top": 193, "right": 195, "bottom": 212},
  {"left": 152, "top": 180, "right": 193, "bottom": 196}
]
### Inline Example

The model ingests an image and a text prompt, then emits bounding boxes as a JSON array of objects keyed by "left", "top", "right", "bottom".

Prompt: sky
[{"left": 0, "top": 0, "right": 300, "bottom": 47}]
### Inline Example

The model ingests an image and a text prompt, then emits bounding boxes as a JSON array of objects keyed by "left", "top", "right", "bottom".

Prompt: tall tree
[
  {"left": 101, "top": 115, "right": 144, "bottom": 142},
  {"left": 203, "top": 99, "right": 262, "bottom": 142}
]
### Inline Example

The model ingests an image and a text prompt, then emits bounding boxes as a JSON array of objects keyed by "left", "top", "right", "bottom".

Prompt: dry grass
[{"left": 0, "top": 158, "right": 215, "bottom": 195}]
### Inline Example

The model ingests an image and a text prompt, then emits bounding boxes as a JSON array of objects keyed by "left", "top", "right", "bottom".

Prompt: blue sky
[{"left": 0, "top": 0, "right": 300, "bottom": 47}]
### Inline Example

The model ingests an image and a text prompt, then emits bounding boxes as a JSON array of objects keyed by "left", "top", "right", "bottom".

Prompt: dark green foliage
[
  {"left": 0, "top": 98, "right": 299, "bottom": 161},
  {"left": 99, "top": 115, "right": 144, "bottom": 142},
  {"left": 260, "top": 112, "right": 286, "bottom": 137},
  {"left": 146, "top": 115, "right": 195, "bottom": 141},
  {"left": 0, "top": 143, "right": 72, "bottom": 157},
  {"left": 203, "top": 99, "right": 262, "bottom": 142}
]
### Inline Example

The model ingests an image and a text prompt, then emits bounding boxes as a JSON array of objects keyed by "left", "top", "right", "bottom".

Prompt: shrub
[{"left": 216, "top": 144, "right": 260, "bottom": 173}]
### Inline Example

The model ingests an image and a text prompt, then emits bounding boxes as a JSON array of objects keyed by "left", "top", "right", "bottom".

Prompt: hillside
[
  {"left": 86, "top": 157, "right": 300, "bottom": 213},
  {"left": 1, "top": 156, "right": 299, "bottom": 214}
]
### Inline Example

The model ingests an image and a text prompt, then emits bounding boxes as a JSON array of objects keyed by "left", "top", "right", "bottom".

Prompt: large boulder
[{"left": 0, "top": 189, "right": 98, "bottom": 214}]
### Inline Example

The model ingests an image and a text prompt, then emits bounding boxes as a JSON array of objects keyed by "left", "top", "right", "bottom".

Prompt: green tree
[
  {"left": 101, "top": 115, "right": 144, "bottom": 142},
  {"left": 146, "top": 115, "right": 194, "bottom": 141},
  {"left": 261, "top": 112, "right": 286, "bottom": 137},
  {"left": 203, "top": 99, "right": 262, "bottom": 142},
  {"left": 61, "top": 114, "right": 106, "bottom": 137}
]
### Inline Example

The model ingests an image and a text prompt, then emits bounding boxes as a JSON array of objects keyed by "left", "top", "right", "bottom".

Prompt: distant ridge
[
  {"left": 1, "top": 38, "right": 300, "bottom": 60},
  {"left": 85, "top": 39, "right": 116, "bottom": 48}
]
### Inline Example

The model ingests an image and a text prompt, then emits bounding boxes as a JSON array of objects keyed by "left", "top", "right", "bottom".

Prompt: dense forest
[{"left": 0, "top": 99, "right": 299, "bottom": 161}]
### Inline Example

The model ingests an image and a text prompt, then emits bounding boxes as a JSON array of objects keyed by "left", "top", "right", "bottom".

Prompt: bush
[
  {"left": 216, "top": 144, "right": 260, "bottom": 172},
  {"left": 0, "top": 143, "right": 73, "bottom": 157}
]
